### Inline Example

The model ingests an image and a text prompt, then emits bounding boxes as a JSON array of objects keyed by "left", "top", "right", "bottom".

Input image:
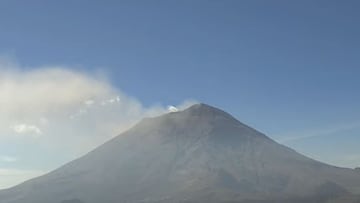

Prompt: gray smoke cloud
[{"left": 0, "top": 58, "right": 197, "bottom": 188}]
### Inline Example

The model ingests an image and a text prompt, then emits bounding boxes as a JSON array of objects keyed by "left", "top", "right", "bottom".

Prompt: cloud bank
[
  {"left": 0, "top": 59, "right": 196, "bottom": 188},
  {"left": 11, "top": 124, "right": 42, "bottom": 137}
]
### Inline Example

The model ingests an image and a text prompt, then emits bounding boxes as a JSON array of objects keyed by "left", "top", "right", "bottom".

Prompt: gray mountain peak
[
  {"left": 1, "top": 104, "right": 360, "bottom": 203},
  {"left": 182, "top": 103, "right": 231, "bottom": 116},
  {"left": 143, "top": 103, "right": 265, "bottom": 137}
]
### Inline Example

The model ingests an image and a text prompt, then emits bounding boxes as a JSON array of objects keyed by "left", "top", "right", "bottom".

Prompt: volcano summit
[{"left": 1, "top": 104, "right": 360, "bottom": 203}]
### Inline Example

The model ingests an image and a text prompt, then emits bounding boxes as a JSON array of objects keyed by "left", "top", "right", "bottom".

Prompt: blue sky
[{"left": 0, "top": 0, "right": 359, "bottom": 188}]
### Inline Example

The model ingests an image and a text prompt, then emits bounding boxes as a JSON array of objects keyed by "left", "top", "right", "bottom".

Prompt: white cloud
[
  {"left": 84, "top": 99, "right": 95, "bottom": 106},
  {"left": 0, "top": 58, "right": 197, "bottom": 189},
  {"left": 167, "top": 105, "right": 179, "bottom": 112},
  {"left": 11, "top": 124, "right": 42, "bottom": 136},
  {"left": 0, "top": 69, "right": 112, "bottom": 114},
  {"left": 0, "top": 60, "right": 195, "bottom": 144},
  {"left": 99, "top": 96, "right": 121, "bottom": 106}
]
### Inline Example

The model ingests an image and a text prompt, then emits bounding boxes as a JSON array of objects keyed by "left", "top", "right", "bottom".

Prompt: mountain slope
[{"left": 1, "top": 103, "right": 360, "bottom": 203}]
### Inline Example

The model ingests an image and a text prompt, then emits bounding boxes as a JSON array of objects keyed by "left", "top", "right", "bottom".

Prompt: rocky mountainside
[{"left": 1, "top": 104, "right": 360, "bottom": 203}]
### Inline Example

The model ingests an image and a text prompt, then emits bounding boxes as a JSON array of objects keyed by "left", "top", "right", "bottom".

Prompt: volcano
[{"left": 1, "top": 103, "right": 360, "bottom": 203}]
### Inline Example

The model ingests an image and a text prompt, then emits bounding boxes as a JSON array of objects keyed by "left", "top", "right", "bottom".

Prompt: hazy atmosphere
[{"left": 0, "top": 1, "right": 359, "bottom": 198}]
